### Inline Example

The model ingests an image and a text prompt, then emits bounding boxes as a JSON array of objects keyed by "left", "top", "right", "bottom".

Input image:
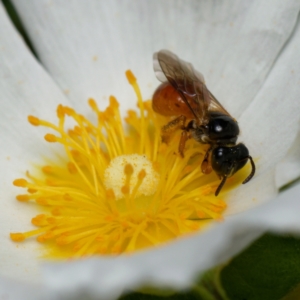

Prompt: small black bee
[{"left": 152, "top": 50, "right": 255, "bottom": 196}]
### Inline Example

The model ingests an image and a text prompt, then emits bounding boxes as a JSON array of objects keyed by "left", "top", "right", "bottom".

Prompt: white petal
[
  {"left": 218, "top": 15, "right": 300, "bottom": 213},
  {"left": 239, "top": 16, "right": 300, "bottom": 178},
  {"left": 1, "top": 1, "right": 300, "bottom": 296},
  {"left": 0, "top": 276, "right": 42, "bottom": 300},
  {"left": 275, "top": 124, "right": 300, "bottom": 188},
  {"left": 41, "top": 183, "right": 300, "bottom": 300},
  {"left": 0, "top": 2, "right": 71, "bottom": 283},
  {"left": 225, "top": 167, "right": 277, "bottom": 215},
  {"left": 11, "top": 0, "right": 300, "bottom": 116}
]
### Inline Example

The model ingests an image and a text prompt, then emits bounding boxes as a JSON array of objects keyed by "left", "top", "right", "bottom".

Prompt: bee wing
[
  {"left": 154, "top": 50, "right": 209, "bottom": 123},
  {"left": 154, "top": 50, "right": 205, "bottom": 83},
  {"left": 207, "top": 91, "right": 231, "bottom": 116},
  {"left": 154, "top": 50, "right": 231, "bottom": 123}
]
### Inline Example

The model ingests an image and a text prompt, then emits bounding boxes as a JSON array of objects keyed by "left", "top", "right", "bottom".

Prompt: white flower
[{"left": 1, "top": 1, "right": 300, "bottom": 299}]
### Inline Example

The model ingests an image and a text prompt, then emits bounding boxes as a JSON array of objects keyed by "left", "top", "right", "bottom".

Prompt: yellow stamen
[
  {"left": 44, "top": 134, "right": 57, "bottom": 143},
  {"left": 13, "top": 179, "right": 28, "bottom": 187},
  {"left": 10, "top": 233, "right": 26, "bottom": 242},
  {"left": 16, "top": 194, "right": 30, "bottom": 202},
  {"left": 28, "top": 116, "right": 40, "bottom": 126},
  {"left": 10, "top": 71, "right": 242, "bottom": 259}
]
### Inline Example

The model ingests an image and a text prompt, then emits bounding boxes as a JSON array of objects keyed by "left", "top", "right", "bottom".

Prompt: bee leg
[
  {"left": 242, "top": 156, "right": 255, "bottom": 184},
  {"left": 161, "top": 115, "right": 186, "bottom": 144},
  {"left": 178, "top": 130, "right": 191, "bottom": 157},
  {"left": 215, "top": 175, "right": 227, "bottom": 196},
  {"left": 201, "top": 146, "right": 213, "bottom": 174}
]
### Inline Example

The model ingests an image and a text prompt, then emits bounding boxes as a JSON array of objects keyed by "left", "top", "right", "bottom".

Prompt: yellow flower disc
[{"left": 10, "top": 70, "right": 236, "bottom": 258}]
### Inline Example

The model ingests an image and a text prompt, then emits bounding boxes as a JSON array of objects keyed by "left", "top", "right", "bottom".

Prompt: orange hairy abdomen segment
[{"left": 152, "top": 83, "right": 196, "bottom": 118}]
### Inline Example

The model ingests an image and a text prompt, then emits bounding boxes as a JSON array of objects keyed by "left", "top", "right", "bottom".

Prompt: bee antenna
[
  {"left": 215, "top": 176, "right": 227, "bottom": 196},
  {"left": 242, "top": 156, "right": 255, "bottom": 184}
]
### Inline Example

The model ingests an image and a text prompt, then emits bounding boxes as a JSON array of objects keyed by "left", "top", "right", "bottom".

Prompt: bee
[{"left": 152, "top": 50, "right": 255, "bottom": 196}]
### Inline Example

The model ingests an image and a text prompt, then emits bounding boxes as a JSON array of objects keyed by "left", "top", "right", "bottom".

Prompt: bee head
[{"left": 211, "top": 143, "right": 255, "bottom": 196}]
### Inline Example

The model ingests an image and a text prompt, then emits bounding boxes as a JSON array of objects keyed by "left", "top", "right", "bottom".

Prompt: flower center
[
  {"left": 104, "top": 154, "right": 159, "bottom": 200},
  {"left": 10, "top": 70, "right": 231, "bottom": 258}
]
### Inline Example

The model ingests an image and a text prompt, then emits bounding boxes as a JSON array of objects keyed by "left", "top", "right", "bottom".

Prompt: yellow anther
[
  {"left": 36, "top": 198, "right": 48, "bottom": 205},
  {"left": 56, "top": 104, "right": 65, "bottom": 119},
  {"left": 28, "top": 115, "right": 40, "bottom": 126},
  {"left": 180, "top": 212, "right": 189, "bottom": 220},
  {"left": 44, "top": 133, "right": 57, "bottom": 143},
  {"left": 152, "top": 162, "right": 160, "bottom": 173},
  {"left": 105, "top": 106, "right": 114, "bottom": 117},
  {"left": 88, "top": 98, "right": 98, "bottom": 110},
  {"left": 106, "top": 189, "right": 116, "bottom": 200},
  {"left": 63, "top": 194, "right": 72, "bottom": 201},
  {"left": 127, "top": 110, "right": 137, "bottom": 119},
  {"left": 85, "top": 125, "right": 92, "bottom": 133},
  {"left": 16, "top": 194, "right": 30, "bottom": 202},
  {"left": 62, "top": 106, "right": 74, "bottom": 116},
  {"left": 109, "top": 96, "right": 119, "bottom": 108},
  {"left": 183, "top": 165, "right": 193, "bottom": 175},
  {"left": 51, "top": 207, "right": 61, "bottom": 216},
  {"left": 197, "top": 211, "right": 206, "bottom": 218},
  {"left": 73, "top": 126, "right": 82, "bottom": 135},
  {"left": 121, "top": 186, "right": 130, "bottom": 195},
  {"left": 111, "top": 245, "right": 121, "bottom": 254},
  {"left": 125, "top": 69, "right": 136, "bottom": 85},
  {"left": 190, "top": 223, "right": 199, "bottom": 231},
  {"left": 143, "top": 100, "right": 152, "bottom": 110},
  {"left": 70, "top": 149, "right": 80, "bottom": 159},
  {"left": 47, "top": 217, "right": 56, "bottom": 224},
  {"left": 67, "top": 162, "right": 77, "bottom": 174},
  {"left": 72, "top": 243, "right": 81, "bottom": 252},
  {"left": 98, "top": 246, "right": 108, "bottom": 254},
  {"left": 95, "top": 235, "right": 104, "bottom": 242},
  {"left": 37, "top": 234, "right": 47, "bottom": 243},
  {"left": 27, "top": 188, "right": 37, "bottom": 194},
  {"left": 46, "top": 179, "right": 58, "bottom": 186},
  {"left": 13, "top": 178, "right": 28, "bottom": 187},
  {"left": 158, "top": 143, "right": 168, "bottom": 153},
  {"left": 138, "top": 169, "right": 146, "bottom": 180},
  {"left": 98, "top": 111, "right": 108, "bottom": 122},
  {"left": 10, "top": 233, "right": 25, "bottom": 242},
  {"left": 41, "top": 231, "right": 55, "bottom": 241},
  {"left": 104, "top": 215, "right": 114, "bottom": 222},
  {"left": 124, "top": 163, "right": 134, "bottom": 175},
  {"left": 42, "top": 166, "right": 53, "bottom": 174},
  {"left": 31, "top": 214, "right": 47, "bottom": 226},
  {"left": 56, "top": 235, "right": 69, "bottom": 245}
]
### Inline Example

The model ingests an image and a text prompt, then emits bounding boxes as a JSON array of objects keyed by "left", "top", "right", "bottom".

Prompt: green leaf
[
  {"left": 119, "top": 233, "right": 300, "bottom": 300},
  {"left": 220, "top": 233, "right": 300, "bottom": 300},
  {"left": 119, "top": 290, "right": 201, "bottom": 300}
]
